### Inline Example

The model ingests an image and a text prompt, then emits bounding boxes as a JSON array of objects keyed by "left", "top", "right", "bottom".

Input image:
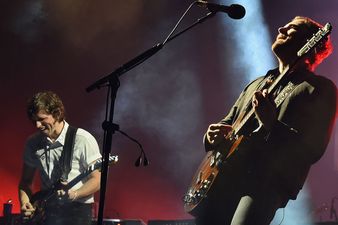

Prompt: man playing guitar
[{"left": 187, "top": 16, "right": 337, "bottom": 225}]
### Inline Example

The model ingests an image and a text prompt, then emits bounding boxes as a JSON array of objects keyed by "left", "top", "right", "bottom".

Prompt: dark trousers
[
  {"left": 44, "top": 202, "right": 92, "bottom": 225},
  {"left": 194, "top": 186, "right": 284, "bottom": 225}
]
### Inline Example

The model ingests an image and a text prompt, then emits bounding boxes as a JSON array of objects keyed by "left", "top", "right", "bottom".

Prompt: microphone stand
[
  {"left": 330, "top": 197, "right": 338, "bottom": 222},
  {"left": 86, "top": 2, "right": 216, "bottom": 225}
]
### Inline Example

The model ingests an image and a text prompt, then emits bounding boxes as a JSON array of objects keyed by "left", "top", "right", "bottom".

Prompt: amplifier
[
  {"left": 315, "top": 223, "right": 338, "bottom": 225},
  {"left": 0, "top": 214, "right": 21, "bottom": 225},
  {"left": 148, "top": 219, "right": 195, "bottom": 225},
  {"left": 92, "top": 219, "right": 146, "bottom": 225},
  {"left": 0, "top": 217, "right": 145, "bottom": 225}
]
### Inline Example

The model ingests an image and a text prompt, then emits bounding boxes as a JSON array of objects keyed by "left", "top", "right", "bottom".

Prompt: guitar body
[
  {"left": 183, "top": 135, "right": 245, "bottom": 214},
  {"left": 22, "top": 190, "right": 55, "bottom": 225}
]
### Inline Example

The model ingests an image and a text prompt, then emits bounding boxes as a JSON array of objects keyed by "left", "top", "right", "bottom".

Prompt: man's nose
[
  {"left": 36, "top": 121, "right": 42, "bottom": 128},
  {"left": 278, "top": 26, "right": 287, "bottom": 34}
]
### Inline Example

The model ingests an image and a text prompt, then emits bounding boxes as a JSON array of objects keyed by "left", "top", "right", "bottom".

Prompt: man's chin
[
  {"left": 39, "top": 129, "right": 49, "bottom": 136},
  {"left": 271, "top": 43, "right": 284, "bottom": 58}
]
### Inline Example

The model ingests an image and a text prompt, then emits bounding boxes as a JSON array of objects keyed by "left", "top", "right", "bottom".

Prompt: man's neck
[
  {"left": 278, "top": 59, "right": 309, "bottom": 74},
  {"left": 278, "top": 62, "right": 289, "bottom": 74},
  {"left": 50, "top": 120, "right": 65, "bottom": 142}
]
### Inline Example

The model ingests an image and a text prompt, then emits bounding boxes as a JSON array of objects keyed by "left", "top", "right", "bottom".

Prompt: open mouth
[
  {"left": 277, "top": 35, "right": 288, "bottom": 40},
  {"left": 39, "top": 127, "right": 48, "bottom": 133}
]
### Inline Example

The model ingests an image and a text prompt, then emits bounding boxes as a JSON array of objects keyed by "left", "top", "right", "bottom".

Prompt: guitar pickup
[
  {"left": 209, "top": 152, "right": 221, "bottom": 167},
  {"left": 196, "top": 171, "right": 203, "bottom": 185}
]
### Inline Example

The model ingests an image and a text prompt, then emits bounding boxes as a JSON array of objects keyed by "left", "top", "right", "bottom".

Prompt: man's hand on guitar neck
[
  {"left": 252, "top": 89, "right": 277, "bottom": 131},
  {"left": 56, "top": 189, "right": 78, "bottom": 201},
  {"left": 56, "top": 181, "right": 78, "bottom": 201},
  {"left": 21, "top": 202, "right": 35, "bottom": 219},
  {"left": 206, "top": 123, "right": 233, "bottom": 146}
]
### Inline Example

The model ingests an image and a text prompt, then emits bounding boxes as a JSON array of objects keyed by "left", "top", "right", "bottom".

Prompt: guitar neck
[
  {"left": 64, "top": 164, "right": 96, "bottom": 190},
  {"left": 63, "top": 155, "right": 117, "bottom": 191},
  {"left": 232, "top": 65, "right": 290, "bottom": 136}
]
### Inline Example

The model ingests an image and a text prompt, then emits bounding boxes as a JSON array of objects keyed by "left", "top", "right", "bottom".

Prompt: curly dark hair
[{"left": 27, "top": 91, "right": 65, "bottom": 122}]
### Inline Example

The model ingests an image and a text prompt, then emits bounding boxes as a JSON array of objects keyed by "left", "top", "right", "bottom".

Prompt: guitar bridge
[
  {"left": 209, "top": 152, "right": 222, "bottom": 168},
  {"left": 183, "top": 173, "right": 215, "bottom": 206}
]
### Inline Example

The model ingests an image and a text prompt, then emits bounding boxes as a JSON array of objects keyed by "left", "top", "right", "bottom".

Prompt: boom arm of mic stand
[
  {"left": 86, "top": 43, "right": 163, "bottom": 92},
  {"left": 165, "top": 12, "right": 215, "bottom": 43},
  {"left": 86, "top": 12, "right": 215, "bottom": 93},
  {"left": 87, "top": 7, "right": 216, "bottom": 225}
]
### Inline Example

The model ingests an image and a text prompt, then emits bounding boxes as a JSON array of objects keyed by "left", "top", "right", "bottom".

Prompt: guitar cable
[{"left": 116, "top": 129, "right": 149, "bottom": 167}]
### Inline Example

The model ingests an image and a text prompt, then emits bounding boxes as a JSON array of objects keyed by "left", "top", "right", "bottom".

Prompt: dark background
[{"left": 0, "top": 0, "right": 337, "bottom": 224}]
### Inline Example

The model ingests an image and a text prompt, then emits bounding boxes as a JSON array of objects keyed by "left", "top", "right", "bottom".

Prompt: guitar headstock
[
  {"left": 91, "top": 154, "right": 119, "bottom": 171},
  {"left": 297, "top": 22, "right": 332, "bottom": 57},
  {"left": 108, "top": 155, "right": 119, "bottom": 165}
]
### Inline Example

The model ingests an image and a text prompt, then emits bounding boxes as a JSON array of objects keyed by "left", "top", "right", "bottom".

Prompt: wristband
[{"left": 72, "top": 191, "right": 78, "bottom": 201}]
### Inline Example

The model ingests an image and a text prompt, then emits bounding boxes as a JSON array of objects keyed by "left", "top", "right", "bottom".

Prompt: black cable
[{"left": 117, "top": 129, "right": 149, "bottom": 167}]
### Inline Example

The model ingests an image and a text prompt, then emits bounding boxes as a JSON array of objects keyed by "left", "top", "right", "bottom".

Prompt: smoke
[
  {"left": 220, "top": 0, "right": 275, "bottom": 82},
  {"left": 9, "top": 0, "right": 146, "bottom": 48},
  {"left": 43, "top": 0, "right": 145, "bottom": 49},
  {"left": 271, "top": 186, "right": 315, "bottom": 225},
  {"left": 115, "top": 51, "right": 203, "bottom": 147},
  {"left": 11, "top": 0, "right": 46, "bottom": 43},
  {"left": 93, "top": 47, "right": 204, "bottom": 183}
]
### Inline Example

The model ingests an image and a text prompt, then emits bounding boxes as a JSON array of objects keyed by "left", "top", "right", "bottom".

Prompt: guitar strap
[{"left": 59, "top": 125, "right": 78, "bottom": 182}]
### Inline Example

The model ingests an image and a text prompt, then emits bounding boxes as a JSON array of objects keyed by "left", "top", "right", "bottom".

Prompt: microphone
[
  {"left": 197, "top": 1, "right": 246, "bottom": 19},
  {"left": 134, "top": 153, "right": 149, "bottom": 167}
]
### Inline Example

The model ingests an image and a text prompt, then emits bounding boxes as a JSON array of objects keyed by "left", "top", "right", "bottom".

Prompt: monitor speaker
[
  {"left": 92, "top": 219, "right": 146, "bottom": 225},
  {"left": 147, "top": 219, "right": 195, "bottom": 225}
]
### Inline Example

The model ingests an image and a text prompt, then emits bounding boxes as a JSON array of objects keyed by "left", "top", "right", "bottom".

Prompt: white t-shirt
[{"left": 24, "top": 121, "right": 102, "bottom": 203}]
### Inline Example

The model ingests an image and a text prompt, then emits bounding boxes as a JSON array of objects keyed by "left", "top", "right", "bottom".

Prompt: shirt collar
[{"left": 46, "top": 121, "right": 69, "bottom": 146}]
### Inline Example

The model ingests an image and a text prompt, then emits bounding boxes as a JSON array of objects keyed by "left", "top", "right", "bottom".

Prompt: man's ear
[{"left": 53, "top": 109, "right": 62, "bottom": 122}]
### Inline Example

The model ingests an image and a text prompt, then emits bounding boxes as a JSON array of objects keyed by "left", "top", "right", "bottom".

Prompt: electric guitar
[
  {"left": 23, "top": 154, "right": 118, "bottom": 225},
  {"left": 183, "top": 23, "right": 332, "bottom": 215}
]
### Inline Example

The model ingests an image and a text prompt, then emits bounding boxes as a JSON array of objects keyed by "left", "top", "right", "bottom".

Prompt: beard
[
  {"left": 271, "top": 33, "right": 309, "bottom": 63},
  {"left": 39, "top": 120, "right": 58, "bottom": 138},
  {"left": 39, "top": 125, "right": 51, "bottom": 136},
  {"left": 271, "top": 39, "right": 299, "bottom": 63}
]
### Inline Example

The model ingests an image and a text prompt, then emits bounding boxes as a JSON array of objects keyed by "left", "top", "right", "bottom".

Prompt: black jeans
[
  {"left": 194, "top": 171, "right": 286, "bottom": 225},
  {"left": 44, "top": 202, "right": 92, "bottom": 225}
]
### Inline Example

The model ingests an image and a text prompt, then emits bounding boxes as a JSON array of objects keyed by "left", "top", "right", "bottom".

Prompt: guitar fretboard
[{"left": 65, "top": 155, "right": 118, "bottom": 190}]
